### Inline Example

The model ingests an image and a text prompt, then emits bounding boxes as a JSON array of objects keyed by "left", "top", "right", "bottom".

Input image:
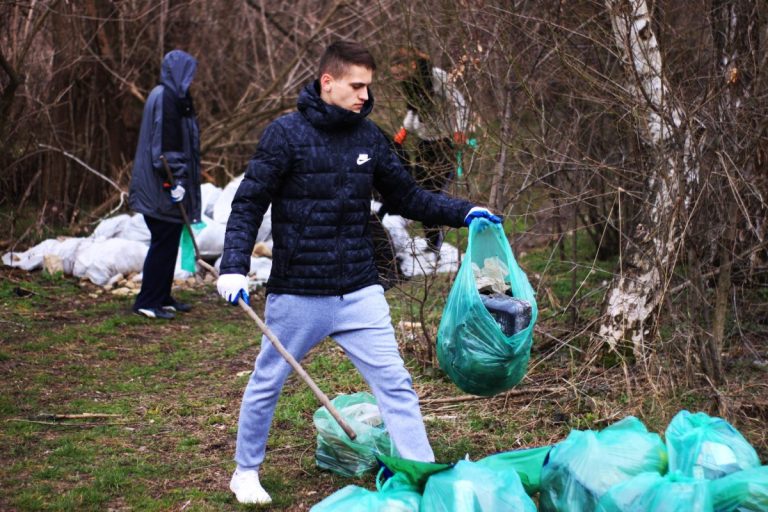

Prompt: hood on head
[
  {"left": 297, "top": 80, "right": 374, "bottom": 130},
  {"left": 160, "top": 50, "right": 197, "bottom": 98}
]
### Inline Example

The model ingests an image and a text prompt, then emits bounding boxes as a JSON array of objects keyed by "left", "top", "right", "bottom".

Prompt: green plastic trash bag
[
  {"left": 376, "top": 453, "right": 453, "bottom": 492},
  {"left": 477, "top": 445, "right": 553, "bottom": 495},
  {"left": 437, "top": 218, "right": 537, "bottom": 396},
  {"left": 665, "top": 411, "right": 761, "bottom": 480},
  {"left": 709, "top": 465, "right": 768, "bottom": 511},
  {"left": 314, "top": 392, "right": 396, "bottom": 477},
  {"left": 421, "top": 459, "right": 537, "bottom": 512},
  {"left": 180, "top": 221, "right": 206, "bottom": 272},
  {"left": 310, "top": 472, "right": 421, "bottom": 512},
  {"left": 597, "top": 472, "right": 714, "bottom": 512},
  {"left": 539, "top": 416, "right": 668, "bottom": 512}
]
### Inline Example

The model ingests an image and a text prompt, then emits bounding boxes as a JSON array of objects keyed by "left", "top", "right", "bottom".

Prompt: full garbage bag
[
  {"left": 376, "top": 453, "right": 453, "bottom": 491},
  {"left": 665, "top": 410, "right": 761, "bottom": 480},
  {"left": 437, "top": 218, "right": 537, "bottom": 396},
  {"left": 596, "top": 472, "right": 713, "bottom": 512},
  {"left": 539, "top": 416, "right": 668, "bottom": 512},
  {"left": 314, "top": 392, "right": 396, "bottom": 477},
  {"left": 310, "top": 472, "right": 421, "bottom": 512},
  {"left": 420, "top": 459, "right": 537, "bottom": 512},
  {"left": 709, "top": 465, "right": 768, "bottom": 511},
  {"left": 477, "top": 445, "right": 553, "bottom": 495}
]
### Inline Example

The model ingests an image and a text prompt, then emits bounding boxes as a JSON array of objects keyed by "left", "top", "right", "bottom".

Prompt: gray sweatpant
[{"left": 234, "top": 284, "right": 435, "bottom": 470}]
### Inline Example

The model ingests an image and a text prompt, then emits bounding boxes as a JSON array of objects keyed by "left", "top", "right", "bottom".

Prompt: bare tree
[{"left": 597, "top": 0, "right": 695, "bottom": 356}]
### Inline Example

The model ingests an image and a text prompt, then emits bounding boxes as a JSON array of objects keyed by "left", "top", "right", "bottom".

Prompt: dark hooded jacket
[
  {"left": 129, "top": 50, "right": 201, "bottom": 223},
  {"left": 220, "top": 81, "right": 474, "bottom": 295}
]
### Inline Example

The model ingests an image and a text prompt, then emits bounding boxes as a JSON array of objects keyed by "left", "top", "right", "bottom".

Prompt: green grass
[{"left": 2, "top": 263, "right": 767, "bottom": 511}]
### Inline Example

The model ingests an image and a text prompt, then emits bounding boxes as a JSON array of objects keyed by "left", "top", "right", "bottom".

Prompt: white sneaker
[{"left": 230, "top": 468, "right": 272, "bottom": 505}]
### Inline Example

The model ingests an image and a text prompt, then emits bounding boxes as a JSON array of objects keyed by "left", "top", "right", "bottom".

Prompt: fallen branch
[
  {"left": 7, "top": 419, "right": 128, "bottom": 427},
  {"left": 32, "top": 413, "right": 121, "bottom": 420},
  {"left": 422, "top": 386, "right": 565, "bottom": 405}
]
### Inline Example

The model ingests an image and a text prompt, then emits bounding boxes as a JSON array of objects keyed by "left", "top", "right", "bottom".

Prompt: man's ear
[{"left": 320, "top": 73, "right": 333, "bottom": 92}]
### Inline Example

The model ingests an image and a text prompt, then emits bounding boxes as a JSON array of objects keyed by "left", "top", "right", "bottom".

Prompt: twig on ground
[
  {"left": 422, "top": 386, "right": 565, "bottom": 405},
  {"left": 6, "top": 419, "right": 130, "bottom": 427},
  {"left": 33, "top": 413, "right": 122, "bottom": 420}
]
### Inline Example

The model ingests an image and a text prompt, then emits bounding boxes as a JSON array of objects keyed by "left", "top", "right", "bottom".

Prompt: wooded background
[{"left": 2, "top": 0, "right": 767, "bottom": 386}]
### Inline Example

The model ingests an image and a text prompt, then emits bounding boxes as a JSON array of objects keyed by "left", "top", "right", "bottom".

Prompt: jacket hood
[
  {"left": 160, "top": 50, "right": 197, "bottom": 98},
  {"left": 297, "top": 80, "right": 373, "bottom": 130}
]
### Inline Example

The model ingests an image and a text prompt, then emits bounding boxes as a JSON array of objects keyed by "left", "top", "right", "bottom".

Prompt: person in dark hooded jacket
[
  {"left": 216, "top": 41, "right": 501, "bottom": 505},
  {"left": 129, "top": 50, "right": 202, "bottom": 319}
]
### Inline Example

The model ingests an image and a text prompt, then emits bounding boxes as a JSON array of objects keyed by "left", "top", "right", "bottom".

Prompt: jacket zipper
[{"left": 337, "top": 155, "right": 347, "bottom": 298}]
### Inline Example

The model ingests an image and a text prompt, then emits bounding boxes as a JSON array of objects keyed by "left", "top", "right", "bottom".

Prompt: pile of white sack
[{"left": 3, "top": 177, "right": 459, "bottom": 288}]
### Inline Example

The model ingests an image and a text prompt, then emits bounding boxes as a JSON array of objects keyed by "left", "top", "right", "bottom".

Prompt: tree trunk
[
  {"left": 597, "top": 0, "right": 695, "bottom": 355},
  {"left": 489, "top": 82, "right": 513, "bottom": 213},
  {"left": 697, "top": 0, "right": 763, "bottom": 382}
]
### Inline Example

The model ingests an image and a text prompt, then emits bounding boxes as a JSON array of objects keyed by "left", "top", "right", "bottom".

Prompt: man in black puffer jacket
[{"left": 217, "top": 41, "right": 501, "bottom": 505}]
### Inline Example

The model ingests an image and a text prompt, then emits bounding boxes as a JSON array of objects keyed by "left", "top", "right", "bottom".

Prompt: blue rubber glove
[
  {"left": 464, "top": 206, "right": 502, "bottom": 226},
  {"left": 170, "top": 184, "right": 185, "bottom": 203},
  {"left": 216, "top": 273, "right": 250, "bottom": 305}
]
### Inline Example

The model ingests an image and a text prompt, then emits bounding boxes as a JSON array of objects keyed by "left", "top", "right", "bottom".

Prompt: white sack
[
  {"left": 91, "top": 214, "right": 131, "bottom": 240},
  {"left": 90, "top": 213, "right": 150, "bottom": 243},
  {"left": 2, "top": 237, "right": 92, "bottom": 274},
  {"left": 212, "top": 175, "right": 243, "bottom": 224},
  {"left": 201, "top": 182, "right": 222, "bottom": 219},
  {"left": 3, "top": 239, "right": 62, "bottom": 271},
  {"left": 73, "top": 238, "right": 148, "bottom": 286},
  {"left": 256, "top": 205, "right": 272, "bottom": 243},
  {"left": 249, "top": 256, "right": 272, "bottom": 284},
  {"left": 118, "top": 215, "right": 151, "bottom": 243},
  {"left": 381, "top": 214, "right": 412, "bottom": 255},
  {"left": 195, "top": 214, "right": 226, "bottom": 258},
  {"left": 398, "top": 237, "right": 459, "bottom": 277},
  {"left": 380, "top": 213, "right": 459, "bottom": 277}
]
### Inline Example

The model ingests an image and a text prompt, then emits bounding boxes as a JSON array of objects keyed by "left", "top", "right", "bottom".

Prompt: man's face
[{"left": 320, "top": 64, "right": 373, "bottom": 113}]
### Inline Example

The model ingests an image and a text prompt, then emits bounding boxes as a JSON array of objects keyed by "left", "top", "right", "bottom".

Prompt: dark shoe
[
  {"left": 134, "top": 307, "right": 175, "bottom": 320},
  {"left": 162, "top": 300, "right": 192, "bottom": 313}
]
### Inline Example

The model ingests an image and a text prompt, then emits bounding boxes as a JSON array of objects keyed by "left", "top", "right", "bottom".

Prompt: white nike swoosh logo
[{"left": 357, "top": 156, "right": 371, "bottom": 165}]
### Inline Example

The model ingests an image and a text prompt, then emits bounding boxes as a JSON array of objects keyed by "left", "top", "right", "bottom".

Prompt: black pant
[{"left": 133, "top": 215, "right": 183, "bottom": 310}]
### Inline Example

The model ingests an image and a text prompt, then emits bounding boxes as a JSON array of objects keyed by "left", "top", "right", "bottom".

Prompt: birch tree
[{"left": 598, "top": 0, "right": 695, "bottom": 355}]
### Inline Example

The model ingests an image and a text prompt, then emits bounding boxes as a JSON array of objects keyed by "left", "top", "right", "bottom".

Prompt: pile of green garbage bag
[
  {"left": 421, "top": 459, "right": 537, "bottom": 511},
  {"left": 312, "top": 448, "right": 548, "bottom": 512},
  {"left": 596, "top": 472, "right": 713, "bottom": 511},
  {"left": 540, "top": 412, "right": 765, "bottom": 512},
  {"left": 310, "top": 473, "right": 421, "bottom": 512},
  {"left": 313, "top": 392, "right": 396, "bottom": 477},
  {"left": 539, "top": 417, "right": 668, "bottom": 511},
  {"left": 312, "top": 410, "right": 765, "bottom": 511}
]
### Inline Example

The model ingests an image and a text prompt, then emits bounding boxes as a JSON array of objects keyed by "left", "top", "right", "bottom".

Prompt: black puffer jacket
[{"left": 220, "top": 81, "right": 474, "bottom": 295}]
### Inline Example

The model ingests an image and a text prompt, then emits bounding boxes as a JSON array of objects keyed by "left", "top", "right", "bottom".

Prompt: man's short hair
[{"left": 318, "top": 41, "right": 377, "bottom": 79}]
